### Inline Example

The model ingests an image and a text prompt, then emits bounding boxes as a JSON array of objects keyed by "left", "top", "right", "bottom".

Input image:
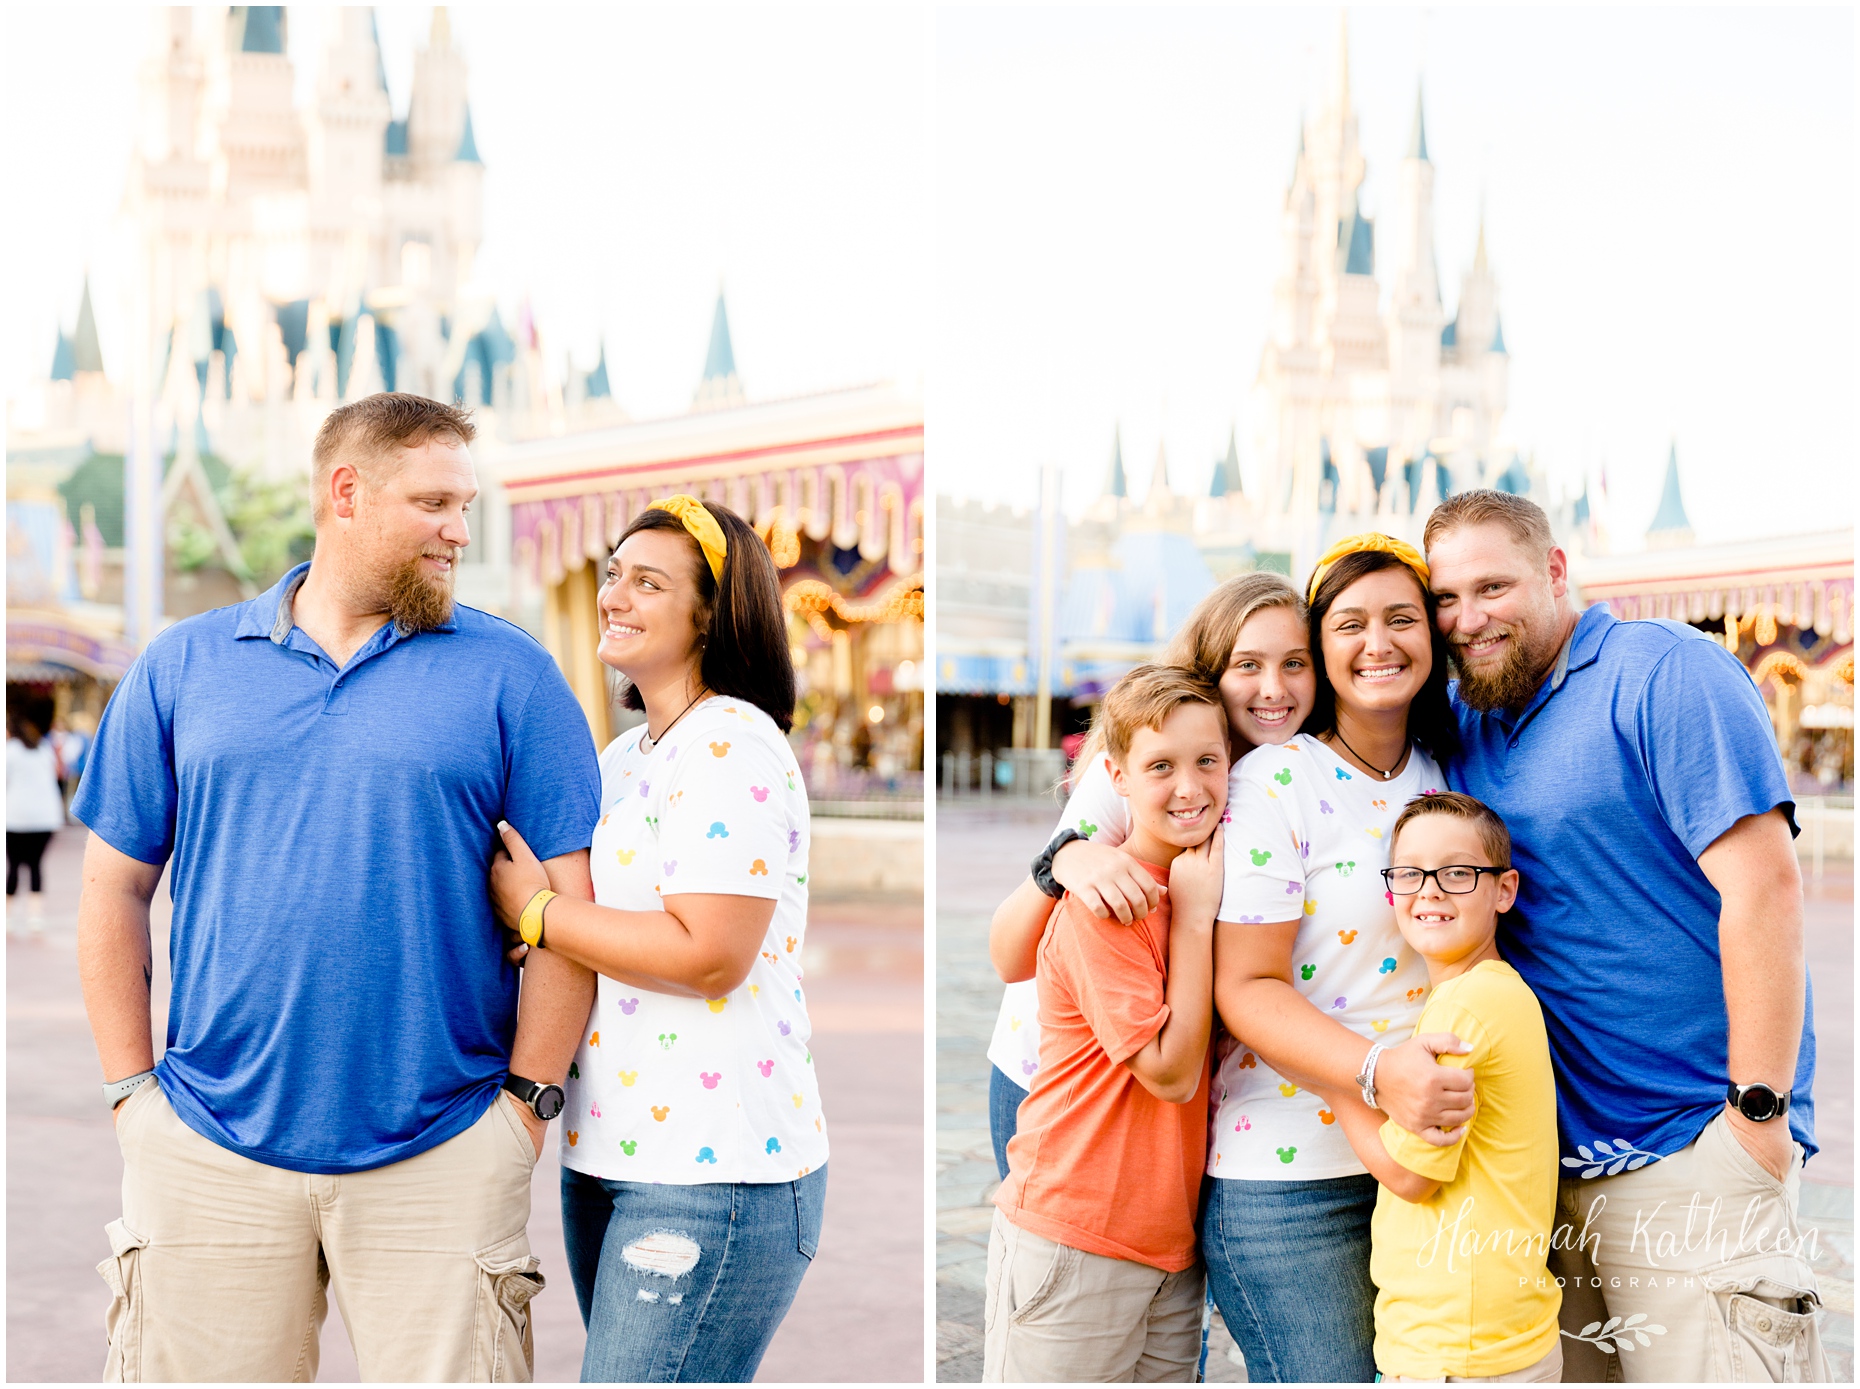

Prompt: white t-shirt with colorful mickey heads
[
  {"left": 562, "top": 697, "right": 828, "bottom": 1185},
  {"left": 1208, "top": 734, "right": 1440, "bottom": 1181},
  {"left": 985, "top": 754, "right": 1131, "bottom": 1089}
]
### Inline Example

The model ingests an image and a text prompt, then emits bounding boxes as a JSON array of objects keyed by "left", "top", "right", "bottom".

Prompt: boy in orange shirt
[{"left": 983, "top": 664, "right": 1227, "bottom": 1383}]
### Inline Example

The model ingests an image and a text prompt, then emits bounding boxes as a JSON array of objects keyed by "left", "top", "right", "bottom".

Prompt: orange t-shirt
[{"left": 994, "top": 858, "right": 1210, "bottom": 1272}]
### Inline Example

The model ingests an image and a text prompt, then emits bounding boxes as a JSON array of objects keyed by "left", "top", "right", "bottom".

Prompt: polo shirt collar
[
  {"left": 230, "top": 560, "right": 462, "bottom": 647},
  {"left": 1497, "top": 602, "right": 1613, "bottom": 732}
]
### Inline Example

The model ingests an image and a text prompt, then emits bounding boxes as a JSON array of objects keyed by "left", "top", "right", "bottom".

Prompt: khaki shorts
[
  {"left": 1547, "top": 1109, "right": 1829, "bottom": 1383},
  {"left": 102, "top": 1078, "right": 542, "bottom": 1383},
  {"left": 982, "top": 1208, "right": 1204, "bottom": 1383}
]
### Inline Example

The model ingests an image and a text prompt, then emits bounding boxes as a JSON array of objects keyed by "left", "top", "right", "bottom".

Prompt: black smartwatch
[
  {"left": 1726, "top": 1082, "right": 1791, "bottom": 1123},
  {"left": 504, "top": 1073, "right": 566, "bottom": 1122},
  {"left": 1032, "top": 828, "right": 1087, "bottom": 899}
]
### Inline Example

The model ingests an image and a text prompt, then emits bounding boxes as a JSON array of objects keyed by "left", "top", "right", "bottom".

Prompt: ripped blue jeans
[{"left": 560, "top": 1163, "right": 827, "bottom": 1383}]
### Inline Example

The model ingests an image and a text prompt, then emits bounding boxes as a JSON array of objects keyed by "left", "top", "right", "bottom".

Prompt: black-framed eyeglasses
[{"left": 1380, "top": 865, "right": 1506, "bottom": 895}]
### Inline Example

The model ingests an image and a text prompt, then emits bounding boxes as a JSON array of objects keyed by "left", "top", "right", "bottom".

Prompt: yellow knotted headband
[
  {"left": 1306, "top": 533, "right": 1431, "bottom": 604},
  {"left": 649, "top": 495, "right": 727, "bottom": 583}
]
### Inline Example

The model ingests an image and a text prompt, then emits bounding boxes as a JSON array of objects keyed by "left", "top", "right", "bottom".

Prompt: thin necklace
[
  {"left": 639, "top": 687, "right": 709, "bottom": 754},
  {"left": 1327, "top": 726, "right": 1407, "bottom": 781}
]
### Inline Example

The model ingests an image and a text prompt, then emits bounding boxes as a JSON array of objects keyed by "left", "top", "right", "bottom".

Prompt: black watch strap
[
  {"left": 504, "top": 1073, "right": 565, "bottom": 1121},
  {"left": 1032, "top": 828, "right": 1087, "bottom": 899}
]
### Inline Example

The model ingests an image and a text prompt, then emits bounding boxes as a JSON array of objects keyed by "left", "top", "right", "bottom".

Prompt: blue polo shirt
[
  {"left": 74, "top": 564, "right": 600, "bottom": 1174},
  {"left": 1446, "top": 603, "right": 1815, "bottom": 1169}
]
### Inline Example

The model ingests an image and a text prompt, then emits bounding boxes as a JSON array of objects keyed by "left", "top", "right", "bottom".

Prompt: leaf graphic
[
  {"left": 1635, "top": 1332, "right": 1652, "bottom": 1346},
  {"left": 1613, "top": 1338, "right": 1634, "bottom": 1353},
  {"left": 1601, "top": 1317, "right": 1621, "bottom": 1334},
  {"left": 1623, "top": 1314, "right": 1647, "bottom": 1327},
  {"left": 1582, "top": 1165, "right": 1605, "bottom": 1179},
  {"left": 1645, "top": 1326, "right": 1666, "bottom": 1335},
  {"left": 1606, "top": 1156, "right": 1629, "bottom": 1176},
  {"left": 1576, "top": 1145, "right": 1595, "bottom": 1161},
  {"left": 1593, "top": 1141, "right": 1615, "bottom": 1156},
  {"left": 1579, "top": 1323, "right": 1602, "bottom": 1338},
  {"left": 1615, "top": 1139, "right": 1635, "bottom": 1152},
  {"left": 1626, "top": 1155, "right": 1652, "bottom": 1170},
  {"left": 1562, "top": 1156, "right": 1588, "bottom": 1168}
]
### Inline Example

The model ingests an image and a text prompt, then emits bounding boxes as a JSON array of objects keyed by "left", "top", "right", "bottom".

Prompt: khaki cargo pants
[
  {"left": 1547, "top": 1109, "right": 1829, "bottom": 1382},
  {"left": 101, "top": 1079, "right": 543, "bottom": 1383}
]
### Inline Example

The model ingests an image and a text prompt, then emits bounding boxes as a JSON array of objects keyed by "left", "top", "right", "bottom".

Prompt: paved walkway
[
  {"left": 7, "top": 827, "right": 924, "bottom": 1383},
  {"left": 934, "top": 801, "right": 1854, "bottom": 1383}
]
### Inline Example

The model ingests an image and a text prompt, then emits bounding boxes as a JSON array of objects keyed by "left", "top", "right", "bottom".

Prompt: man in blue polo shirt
[
  {"left": 1423, "top": 491, "right": 1826, "bottom": 1382},
  {"left": 75, "top": 394, "right": 601, "bottom": 1382}
]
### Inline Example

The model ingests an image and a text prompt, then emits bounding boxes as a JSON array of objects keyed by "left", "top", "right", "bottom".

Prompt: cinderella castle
[{"left": 1171, "top": 17, "right": 1587, "bottom": 581}]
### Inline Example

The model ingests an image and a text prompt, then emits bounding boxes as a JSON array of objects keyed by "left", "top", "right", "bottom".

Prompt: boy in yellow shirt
[{"left": 1333, "top": 792, "right": 1562, "bottom": 1383}]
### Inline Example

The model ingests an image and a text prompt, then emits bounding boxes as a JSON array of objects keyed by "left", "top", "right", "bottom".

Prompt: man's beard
[
  {"left": 386, "top": 550, "right": 459, "bottom": 633},
  {"left": 1451, "top": 622, "right": 1556, "bottom": 713}
]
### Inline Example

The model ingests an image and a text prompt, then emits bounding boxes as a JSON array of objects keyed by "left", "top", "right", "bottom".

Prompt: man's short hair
[
  {"left": 311, "top": 393, "right": 477, "bottom": 524},
  {"left": 1094, "top": 664, "right": 1224, "bottom": 763},
  {"left": 1389, "top": 791, "right": 1513, "bottom": 868},
  {"left": 1423, "top": 489, "right": 1555, "bottom": 564}
]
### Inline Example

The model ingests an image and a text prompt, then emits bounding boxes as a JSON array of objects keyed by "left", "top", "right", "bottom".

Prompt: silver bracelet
[
  {"left": 1356, "top": 1043, "right": 1386, "bottom": 1112},
  {"left": 103, "top": 1070, "right": 156, "bottom": 1111}
]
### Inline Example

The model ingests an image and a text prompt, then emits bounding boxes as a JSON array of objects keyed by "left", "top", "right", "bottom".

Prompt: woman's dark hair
[
  {"left": 1302, "top": 549, "right": 1460, "bottom": 765},
  {"left": 613, "top": 501, "right": 797, "bottom": 733},
  {"left": 11, "top": 715, "right": 42, "bottom": 749}
]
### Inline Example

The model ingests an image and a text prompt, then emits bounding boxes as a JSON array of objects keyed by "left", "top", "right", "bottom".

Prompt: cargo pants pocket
[
  {"left": 1706, "top": 1267, "right": 1829, "bottom": 1382},
  {"left": 473, "top": 1231, "right": 545, "bottom": 1384},
  {"left": 97, "top": 1218, "right": 150, "bottom": 1383}
]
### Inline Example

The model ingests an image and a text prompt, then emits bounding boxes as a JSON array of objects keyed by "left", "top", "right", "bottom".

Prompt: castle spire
[
  {"left": 1210, "top": 427, "right": 1242, "bottom": 498},
  {"left": 72, "top": 274, "right": 104, "bottom": 375},
  {"left": 1407, "top": 83, "right": 1429, "bottom": 162},
  {"left": 1100, "top": 425, "right": 1126, "bottom": 498},
  {"left": 692, "top": 287, "right": 745, "bottom": 411},
  {"left": 1647, "top": 439, "right": 1694, "bottom": 546}
]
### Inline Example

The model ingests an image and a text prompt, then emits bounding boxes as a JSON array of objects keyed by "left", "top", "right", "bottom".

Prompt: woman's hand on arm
[
  {"left": 1053, "top": 838, "right": 1165, "bottom": 924},
  {"left": 990, "top": 877, "right": 1059, "bottom": 984},
  {"left": 490, "top": 822, "right": 773, "bottom": 999}
]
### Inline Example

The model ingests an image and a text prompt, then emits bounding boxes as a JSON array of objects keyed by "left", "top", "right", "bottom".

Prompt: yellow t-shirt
[{"left": 1370, "top": 959, "right": 1561, "bottom": 1379}]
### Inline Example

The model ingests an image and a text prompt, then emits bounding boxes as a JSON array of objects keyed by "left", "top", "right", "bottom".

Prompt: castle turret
[
  {"left": 1646, "top": 440, "right": 1695, "bottom": 549},
  {"left": 201, "top": 7, "right": 302, "bottom": 201},
  {"left": 409, "top": 8, "right": 469, "bottom": 178},
  {"left": 691, "top": 290, "right": 746, "bottom": 411},
  {"left": 1384, "top": 83, "right": 1444, "bottom": 438},
  {"left": 307, "top": 10, "right": 391, "bottom": 214}
]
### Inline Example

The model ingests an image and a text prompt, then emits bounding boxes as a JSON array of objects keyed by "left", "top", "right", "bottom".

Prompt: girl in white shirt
[
  {"left": 490, "top": 497, "right": 823, "bottom": 1384},
  {"left": 983, "top": 572, "right": 1316, "bottom": 1177}
]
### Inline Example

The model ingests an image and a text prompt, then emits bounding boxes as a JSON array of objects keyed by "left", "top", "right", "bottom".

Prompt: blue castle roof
[
  {"left": 702, "top": 292, "right": 737, "bottom": 382},
  {"left": 230, "top": 7, "right": 286, "bottom": 54},
  {"left": 1648, "top": 442, "right": 1692, "bottom": 535},
  {"left": 456, "top": 107, "right": 482, "bottom": 164}
]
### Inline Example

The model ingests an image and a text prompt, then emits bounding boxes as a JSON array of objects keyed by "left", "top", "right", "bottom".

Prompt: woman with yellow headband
[
  {"left": 1200, "top": 533, "right": 1466, "bottom": 1383},
  {"left": 488, "top": 496, "right": 825, "bottom": 1382}
]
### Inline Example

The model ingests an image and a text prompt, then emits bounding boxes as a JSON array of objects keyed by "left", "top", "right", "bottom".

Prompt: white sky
[
  {"left": 1, "top": 5, "right": 927, "bottom": 423},
  {"left": 934, "top": 6, "right": 1857, "bottom": 547}
]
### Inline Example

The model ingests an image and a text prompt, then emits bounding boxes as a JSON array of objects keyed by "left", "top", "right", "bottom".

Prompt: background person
[
  {"left": 983, "top": 572, "right": 1315, "bottom": 1178},
  {"left": 1425, "top": 490, "right": 1826, "bottom": 1383},
  {"left": 489, "top": 497, "right": 826, "bottom": 1384},
  {"left": 73, "top": 393, "right": 599, "bottom": 1382},
  {"left": 1208, "top": 536, "right": 1471, "bottom": 1383},
  {"left": 7, "top": 714, "right": 66, "bottom": 934},
  {"left": 984, "top": 665, "right": 1226, "bottom": 1383}
]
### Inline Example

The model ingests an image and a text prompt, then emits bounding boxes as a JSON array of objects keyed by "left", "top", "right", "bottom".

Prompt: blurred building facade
[{"left": 7, "top": 6, "right": 924, "bottom": 806}]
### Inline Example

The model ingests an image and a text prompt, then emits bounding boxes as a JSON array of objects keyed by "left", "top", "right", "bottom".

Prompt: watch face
[
  {"left": 536, "top": 1085, "right": 566, "bottom": 1121},
  {"left": 1737, "top": 1085, "right": 1780, "bottom": 1122}
]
